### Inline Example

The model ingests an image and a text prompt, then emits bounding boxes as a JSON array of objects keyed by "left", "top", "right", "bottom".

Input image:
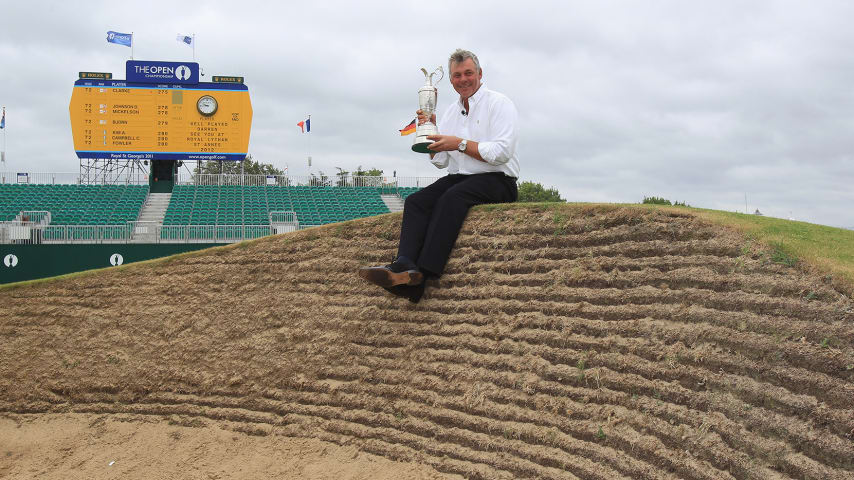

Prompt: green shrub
[
  {"left": 518, "top": 182, "right": 566, "bottom": 203},
  {"left": 642, "top": 196, "right": 672, "bottom": 205}
]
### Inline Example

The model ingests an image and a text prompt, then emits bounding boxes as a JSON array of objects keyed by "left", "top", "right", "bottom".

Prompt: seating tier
[
  {"left": 0, "top": 184, "right": 147, "bottom": 225},
  {"left": 163, "top": 185, "right": 394, "bottom": 227}
]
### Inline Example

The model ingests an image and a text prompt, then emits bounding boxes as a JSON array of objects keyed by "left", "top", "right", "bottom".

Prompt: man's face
[{"left": 450, "top": 58, "right": 482, "bottom": 100}]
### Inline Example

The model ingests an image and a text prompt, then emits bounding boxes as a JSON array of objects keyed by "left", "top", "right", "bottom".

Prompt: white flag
[{"left": 176, "top": 34, "right": 193, "bottom": 46}]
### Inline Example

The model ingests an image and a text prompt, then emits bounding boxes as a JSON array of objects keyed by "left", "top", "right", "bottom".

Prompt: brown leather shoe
[
  {"left": 358, "top": 258, "right": 423, "bottom": 287},
  {"left": 384, "top": 283, "right": 426, "bottom": 303}
]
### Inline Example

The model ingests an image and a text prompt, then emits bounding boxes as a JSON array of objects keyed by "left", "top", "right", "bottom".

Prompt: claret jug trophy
[{"left": 412, "top": 66, "right": 444, "bottom": 153}]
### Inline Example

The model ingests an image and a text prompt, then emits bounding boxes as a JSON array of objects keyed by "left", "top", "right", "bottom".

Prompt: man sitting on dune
[{"left": 359, "top": 48, "right": 520, "bottom": 303}]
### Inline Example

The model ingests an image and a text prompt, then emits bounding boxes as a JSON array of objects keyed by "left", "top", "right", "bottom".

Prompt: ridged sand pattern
[{"left": 1, "top": 205, "right": 853, "bottom": 479}]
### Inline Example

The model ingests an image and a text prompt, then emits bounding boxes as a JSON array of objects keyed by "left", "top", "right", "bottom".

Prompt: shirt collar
[{"left": 457, "top": 83, "right": 488, "bottom": 111}]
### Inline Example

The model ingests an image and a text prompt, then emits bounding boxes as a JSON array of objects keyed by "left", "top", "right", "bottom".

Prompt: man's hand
[
  {"left": 426, "top": 135, "right": 462, "bottom": 152},
  {"left": 427, "top": 135, "right": 485, "bottom": 162},
  {"left": 416, "top": 109, "right": 436, "bottom": 126}
]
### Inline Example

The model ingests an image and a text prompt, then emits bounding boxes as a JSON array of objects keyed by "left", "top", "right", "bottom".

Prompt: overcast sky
[{"left": 1, "top": 0, "right": 852, "bottom": 228}]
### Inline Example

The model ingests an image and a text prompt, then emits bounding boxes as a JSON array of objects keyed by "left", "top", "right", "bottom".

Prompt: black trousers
[{"left": 397, "top": 172, "right": 518, "bottom": 276}]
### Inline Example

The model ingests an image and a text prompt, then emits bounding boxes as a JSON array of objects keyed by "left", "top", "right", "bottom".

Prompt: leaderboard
[{"left": 69, "top": 78, "right": 252, "bottom": 161}]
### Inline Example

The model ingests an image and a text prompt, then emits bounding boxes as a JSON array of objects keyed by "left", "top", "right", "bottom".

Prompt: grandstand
[
  {"left": 164, "top": 185, "right": 391, "bottom": 227},
  {"left": 0, "top": 173, "right": 431, "bottom": 245},
  {"left": 0, "top": 183, "right": 147, "bottom": 225}
]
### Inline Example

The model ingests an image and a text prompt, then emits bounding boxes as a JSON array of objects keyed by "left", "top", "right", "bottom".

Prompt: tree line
[{"left": 195, "top": 158, "right": 566, "bottom": 201}]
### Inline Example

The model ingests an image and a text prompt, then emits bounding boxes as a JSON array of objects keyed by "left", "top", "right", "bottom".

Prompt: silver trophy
[{"left": 412, "top": 66, "right": 444, "bottom": 153}]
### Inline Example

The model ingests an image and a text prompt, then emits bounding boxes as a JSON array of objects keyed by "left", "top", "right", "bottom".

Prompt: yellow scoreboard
[{"left": 70, "top": 79, "right": 252, "bottom": 161}]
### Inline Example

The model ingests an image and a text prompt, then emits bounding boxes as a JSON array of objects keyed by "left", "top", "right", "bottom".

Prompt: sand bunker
[{"left": 0, "top": 413, "right": 455, "bottom": 479}]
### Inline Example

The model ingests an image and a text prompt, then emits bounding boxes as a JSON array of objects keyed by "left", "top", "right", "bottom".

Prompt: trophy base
[
  {"left": 412, "top": 127, "right": 437, "bottom": 154},
  {"left": 411, "top": 141, "right": 434, "bottom": 154}
]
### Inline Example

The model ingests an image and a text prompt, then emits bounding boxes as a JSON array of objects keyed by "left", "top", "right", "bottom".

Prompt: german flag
[{"left": 399, "top": 119, "right": 416, "bottom": 136}]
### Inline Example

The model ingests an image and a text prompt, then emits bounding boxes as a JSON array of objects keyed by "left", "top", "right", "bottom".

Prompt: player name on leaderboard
[{"left": 69, "top": 80, "right": 252, "bottom": 161}]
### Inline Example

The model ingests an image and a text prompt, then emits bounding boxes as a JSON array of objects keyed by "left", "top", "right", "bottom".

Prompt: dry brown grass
[{"left": 1, "top": 204, "right": 853, "bottom": 479}]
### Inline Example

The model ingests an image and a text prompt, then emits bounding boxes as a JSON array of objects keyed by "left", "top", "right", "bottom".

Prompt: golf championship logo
[
  {"left": 126, "top": 60, "right": 197, "bottom": 83},
  {"left": 110, "top": 253, "right": 124, "bottom": 266},
  {"left": 3, "top": 254, "right": 18, "bottom": 268},
  {"left": 175, "top": 65, "right": 191, "bottom": 81}
]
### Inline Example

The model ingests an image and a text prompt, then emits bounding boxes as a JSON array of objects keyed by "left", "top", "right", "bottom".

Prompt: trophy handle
[
  {"left": 430, "top": 66, "right": 444, "bottom": 85},
  {"left": 421, "top": 66, "right": 444, "bottom": 86}
]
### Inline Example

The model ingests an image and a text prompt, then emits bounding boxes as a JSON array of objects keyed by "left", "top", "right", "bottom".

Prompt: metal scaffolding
[{"left": 79, "top": 157, "right": 149, "bottom": 184}]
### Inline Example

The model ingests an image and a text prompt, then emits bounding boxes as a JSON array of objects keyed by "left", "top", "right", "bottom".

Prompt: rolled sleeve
[
  {"left": 430, "top": 152, "right": 450, "bottom": 169},
  {"left": 475, "top": 97, "right": 518, "bottom": 166}
]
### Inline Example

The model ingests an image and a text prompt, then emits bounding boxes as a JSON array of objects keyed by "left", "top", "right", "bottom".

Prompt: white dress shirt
[{"left": 430, "top": 84, "right": 520, "bottom": 178}]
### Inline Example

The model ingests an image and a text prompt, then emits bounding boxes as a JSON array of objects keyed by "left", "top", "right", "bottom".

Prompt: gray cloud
[{"left": 0, "top": 0, "right": 852, "bottom": 228}]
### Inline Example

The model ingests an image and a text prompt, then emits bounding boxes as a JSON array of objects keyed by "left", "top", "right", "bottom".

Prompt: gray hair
[{"left": 448, "top": 48, "right": 481, "bottom": 73}]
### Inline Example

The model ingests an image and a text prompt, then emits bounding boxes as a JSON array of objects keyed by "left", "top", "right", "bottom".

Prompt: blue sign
[
  {"left": 75, "top": 151, "right": 247, "bottom": 162},
  {"left": 126, "top": 60, "right": 199, "bottom": 84}
]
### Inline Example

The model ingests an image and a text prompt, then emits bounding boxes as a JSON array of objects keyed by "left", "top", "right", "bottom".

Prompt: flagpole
[
  {"left": 131, "top": 31, "right": 134, "bottom": 60},
  {"left": 1, "top": 107, "right": 6, "bottom": 169},
  {"left": 308, "top": 114, "right": 312, "bottom": 173},
  {"left": 192, "top": 34, "right": 195, "bottom": 61}
]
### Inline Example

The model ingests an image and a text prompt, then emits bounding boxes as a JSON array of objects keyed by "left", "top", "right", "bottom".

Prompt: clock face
[{"left": 197, "top": 95, "right": 218, "bottom": 116}]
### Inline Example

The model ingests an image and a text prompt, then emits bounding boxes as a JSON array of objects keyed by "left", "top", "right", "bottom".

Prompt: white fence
[
  {"left": 270, "top": 211, "right": 297, "bottom": 224},
  {"left": 1, "top": 224, "right": 128, "bottom": 244},
  {"left": 158, "top": 224, "right": 276, "bottom": 243},
  {"left": 0, "top": 222, "right": 325, "bottom": 245},
  {"left": 0, "top": 171, "right": 151, "bottom": 185},
  {"left": 1, "top": 172, "right": 83, "bottom": 185}
]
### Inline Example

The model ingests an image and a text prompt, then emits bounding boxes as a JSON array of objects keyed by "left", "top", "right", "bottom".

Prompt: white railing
[
  {"left": 40, "top": 224, "right": 133, "bottom": 244},
  {"left": 0, "top": 222, "right": 320, "bottom": 245},
  {"left": 0, "top": 171, "right": 149, "bottom": 185},
  {"left": 1, "top": 172, "right": 79, "bottom": 185},
  {"left": 129, "top": 221, "right": 160, "bottom": 242},
  {"left": 158, "top": 224, "right": 274, "bottom": 243},
  {"left": 269, "top": 211, "right": 299, "bottom": 234},
  {"left": 1, "top": 212, "right": 56, "bottom": 244},
  {"left": 269, "top": 211, "right": 297, "bottom": 224},
  {"left": 18, "top": 211, "right": 52, "bottom": 225},
  {"left": 0, "top": 224, "right": 41, "bottom": 244}
]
